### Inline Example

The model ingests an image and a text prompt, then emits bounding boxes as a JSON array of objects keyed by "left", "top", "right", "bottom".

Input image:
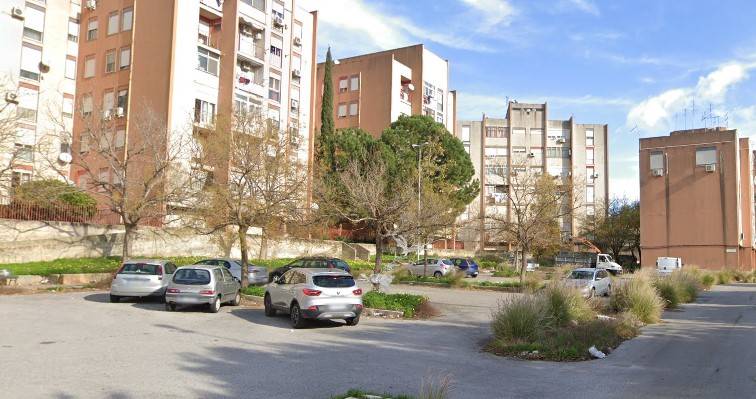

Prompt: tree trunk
[
  {"left": 122, "top": 224, "right": 135, "bottom": 260},
  {"left": 423, "top": 238, "right": 428, "bottom": 277},
  {"left": 373, "top": 232, "right": 383, "bottom": 291},
  {"left": 519, "top": 248, "right": 528, "bottom": 284},
  {"left": 238, "top": 225, "right": 250, "bottom": 288},
  {"left": 259, "top": 228, "right": 268, "bottom": 261}
]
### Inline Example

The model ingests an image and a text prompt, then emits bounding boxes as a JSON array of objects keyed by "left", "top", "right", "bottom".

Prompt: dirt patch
[
  {"left": 0, "top": 286, "right": 29, "bottom": 295},
  {"left": 414, "top": 300, "right": 441, "bottom": 319}
]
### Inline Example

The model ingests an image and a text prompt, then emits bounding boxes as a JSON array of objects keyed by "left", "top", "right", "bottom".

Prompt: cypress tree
[{"left": 318, "top": 47, "right": 336, "bottom": 171}]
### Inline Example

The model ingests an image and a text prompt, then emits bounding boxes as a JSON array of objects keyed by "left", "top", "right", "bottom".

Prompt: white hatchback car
[
  {"left": 565, "top": 268, "right": 612, "bottom": 298},
  {"left": 110, "top": 259, "right": 177, "bottom": 302},
  {"left": 264, "top": 268, "right": 363, "bottom": 328}
]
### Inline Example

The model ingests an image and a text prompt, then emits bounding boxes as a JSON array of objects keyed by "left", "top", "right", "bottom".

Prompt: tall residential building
[
  {"left": 314, "top": 44, "right": 457, "bottom": 138},
  {"left": 0, "top": 0, "right": 81, "bottom": 196},
  {"left": 70, "top": 0, "right": 317, "bottom": 218},
  {"left": 639, "top": 128, "right": 755, "bottom": 271},
  {"left": 457, "top": 102, "right": 609, "bottom": 250}
]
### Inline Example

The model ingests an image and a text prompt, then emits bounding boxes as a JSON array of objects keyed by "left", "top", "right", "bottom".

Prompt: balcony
[
  {"left": 236, "top": 65, "right": 265, "bottom": 97},
  {"left": 200, "top": 0, "right": 223, "bottom": 18}
]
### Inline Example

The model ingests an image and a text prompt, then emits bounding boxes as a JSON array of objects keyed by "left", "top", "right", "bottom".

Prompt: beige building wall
[{"left": 0, "top": 0, "right": 81, "bottom": 196}]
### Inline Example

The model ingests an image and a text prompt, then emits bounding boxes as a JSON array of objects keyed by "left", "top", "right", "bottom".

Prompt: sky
[{"left": 299, "top": 0, "right": 756, "bottom": 199}]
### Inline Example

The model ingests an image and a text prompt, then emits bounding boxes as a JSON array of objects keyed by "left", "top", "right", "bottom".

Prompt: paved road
[{"left": 0, "top": 284, "right": 754, "bottom": 398}]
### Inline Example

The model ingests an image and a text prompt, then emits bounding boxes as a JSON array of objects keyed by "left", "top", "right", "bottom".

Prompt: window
[
  {"left": 68, "top": 19, "right": 79, "bottom": 42},
  {"left": 337, "top": 103, "right": 347, "bottom": 118},
  {"left": 546, "top": 147, "right": 570, "bottom": 158},
  {"left": 350, "top": 75, "right": 359, "bottom": 91},
  {"left": 194, "top": 99, "right": 216, "bottom": 126},
  {"left": 23, "top": 6, "right": 45, "bottom": 41},
  {"left": 268, "top": 108, "right": 280, "bottom": 129},
  {"left": 20, "top": 45, "right": 42, "bottom": 81},
  {"left": 198, "top": 20, "right": 210, "bottom": 45},
  {"left": 117, "top": 89, "right": 128, "bottom": 113},
  {"left": 586, "top": 186, "right": 595, "bottom": 204},
  {"left": 338, "top": 78, "right": 348, "bottom": 92},
  {"left": 115, "top": 130, "right": 125, "bottom": 148},
  {"left": 197, "top": 47, "right": 219, "bottom": 75},
  {"left": 87, "top": 19, "right": 98, "bottom": 41},
  {"left": 119, "top": 47, "right": 131, "bottom": 70},
  {"left": 586, "top": 128, "right": 594, "bottom": 146},
  {"left": 79, "top": 132, "right": 90, "bottom": 153},
  {"left": 81, "top": 95, "right": 93, "bottom": 117},
  {"left": 103, "top": 91, "right": 115, "bottom": 112},
  {"left": 105, "top": 50, "right": 116, "bottom": 73},
  {"left": 586, "top": 205, "right": 595, "bottom": 216},
  {"left": 512, "top": 128, "right": 526, "bottom": 136},
  {"left": 60, "top": 141, "right": 71, "bottom": 154},
  {"left": 11, "top": 171, "right": 31, "bottom": 190},
  {"left": 486, "top": 127, "right": 507, "bottom": 138},
  {"left": 122, "top": 8, "right": 133, "bottom": 31},
  {"left": 62, "top": 98, "right": 74, "bottom": 118},
  {"left": 269, "top": 45, "right": 282, "bottom": 68},
  {"left": 107, "top": 12, "right": 119, "bottom": 35},
  {"left": 17, "top": 87, "right": 38, "bottom": 122},
  {"left": 234, "top": 93, "right": 263, "bottom": 116},
  {"left": 65, "top": 58, "right": 77, "bottom": 79},
  {"left": 14, "top": 144, "right": 33, "bottom": 162},
  {"left": 98, "top": 168, "right": 110, "bottom": 189},
  {"left": 586, "top": 166, "right": 595, "bottom": 184},
  {"left": 462, "top": 126, "right": 470, "bottom": 142},
  {"left": 695, "top": 147, "right": 717, "bottom": 166},
  {"left": 650, "top": 152, "right": 664, "bottom": 171},
  {"left": 586, "top": 148, "right": 594, "bottom": 164},
  {"left": 242, "top": 0, "right": 266, "bottom": 11},
  {"left": 512, "top": 146, "right": 527, "bottom": 153},
  {"left": 84, "top": 56, "right": 95, "bottom": 78},
  {"left": 349, "top": 102, "right": 358, "bottom": 116},
  {"left": 268, "top": 76, "right": 280, "bottom": 102}
]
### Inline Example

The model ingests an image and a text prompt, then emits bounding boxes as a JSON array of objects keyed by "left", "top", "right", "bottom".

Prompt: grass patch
[
  {"left": 241, "top": 286, "right": 266, "bottom": 297},
  {"left": 653, "top": 278, "right": 680, "bottom": 308},
  {"left": 362, "top": 291, "right": 427, "bottom": 318},
  {"left": 610, "top": 276, "right": 664, "bottom": 324},
  {"left": 492, "top": 267, "right": 518, "bottom": 277},
  {"left": 394, "top": 273, "right": 522, "bottom": 291},
  {"left": 331, "top": 389, "right": 413, "bottom": 399}
]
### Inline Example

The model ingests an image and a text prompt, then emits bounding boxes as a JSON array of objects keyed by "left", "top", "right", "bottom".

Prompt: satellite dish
[
  {"left": 407, "top": 83, "right": 415, "bottom": 91},
  {"left": 58, "top": 152, "right": 72, "bottom": 163}
]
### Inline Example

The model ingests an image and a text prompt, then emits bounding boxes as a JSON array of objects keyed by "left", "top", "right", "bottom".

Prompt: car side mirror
[{"left": 272, "top": 275, "right": 280, "bottom": 283}]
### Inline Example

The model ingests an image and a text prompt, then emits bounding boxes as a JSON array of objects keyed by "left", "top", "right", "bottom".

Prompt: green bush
[
  {"left": 362, "top": 291, "right": 426, "bottom": 318},
  {"left": 717, "top": 270, "right": 734, "bottom": 285},
  {"left": 669, "top": 270, "right": 700, "bottom": 303},
  {"left": 653, "top": 278, "right": 680, "bottom": 309},
  {"left": 491, "top": 295, "right": 545, "bottom": 342},
  {"left": 242, "top": 286, "right": 266, "bottom": 296},
  {"left": 610, "top": 278, "right": 665, "bottom": 324},
  {"left": 492, "top": 267, "right": 518, "bottom": 277},
  {"left": 700, "top": 273, "right": 716, "bottom": 289},
  {"left": 13, "top": 179, "right": 96, "bottom": 213},
  {"left": 542, "top": 283, "right": 594, "bottom": 327}
]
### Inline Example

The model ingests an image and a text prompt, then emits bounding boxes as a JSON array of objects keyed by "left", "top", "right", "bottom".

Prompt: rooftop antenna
[
  {"left": 629, "top": 125, "right": 639, "bottom": 134},
  {"left": 691, "top": 99, "right": 696, "bottom": 129}
]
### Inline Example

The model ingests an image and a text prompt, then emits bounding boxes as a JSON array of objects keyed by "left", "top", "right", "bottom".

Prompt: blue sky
[{"left": 300, "top": 0, "right": 756, "bottom": 199}]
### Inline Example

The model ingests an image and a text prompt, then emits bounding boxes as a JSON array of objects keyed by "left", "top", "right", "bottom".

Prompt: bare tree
[
  {"left": 486, "top": 164, "right": 582, "bottom": 282},
  {"left": 192, "top": 111, "right": 307, "bottom": 287},
  {"left": 73, "top": 103, "right": 193, "bottom": 259},
  {"left": 0, "top": 76, "right": 29, "bottom": 196}
]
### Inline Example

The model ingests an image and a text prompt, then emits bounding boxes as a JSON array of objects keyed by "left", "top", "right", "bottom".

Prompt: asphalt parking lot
[{"left": 1, "top": 284, "right": 755, "bottom": 398}]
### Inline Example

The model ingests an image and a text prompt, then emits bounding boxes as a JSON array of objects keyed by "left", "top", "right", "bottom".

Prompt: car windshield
[
  {"left": 119, "top": 263, "right": 160, "bottom": 275},
  {"left": 569, "top": 270, "right": 594, "bottom": 280},
  {"left": 313, "top": 275, "right": 355, "bottom": 288},
  {"left": 173, "top": 269, "right": 211, "bottom": 285}
]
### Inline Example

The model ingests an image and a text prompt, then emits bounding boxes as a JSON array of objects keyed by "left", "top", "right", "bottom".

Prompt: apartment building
[
  {"left": 0, "top": 0, "right": 81, "bottom": 196},
  {"left": 639, "top": 128, "right": 755, "bottom": 271},
  {"left": 457, "top": 102, "right": 609, "bottom": 250},
  {"left": 314, "top": 44, "right": 457, "bottom": 138},
  {"left": 70, "top": 0, "right": 317, "bottom": 218}
]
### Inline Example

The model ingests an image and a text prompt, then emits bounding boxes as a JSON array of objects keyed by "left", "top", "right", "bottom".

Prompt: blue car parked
[{"left": 449, "top": 258, "right": 479, "bottom": 278}]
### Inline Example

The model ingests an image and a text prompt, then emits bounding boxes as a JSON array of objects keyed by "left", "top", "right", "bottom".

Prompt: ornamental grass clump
[{"left": 610, "top": 278, "right": 665, "bottom": 324}]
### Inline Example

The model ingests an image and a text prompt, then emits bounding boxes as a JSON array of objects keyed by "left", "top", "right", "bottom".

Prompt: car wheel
[
  {"left": 433, "top": 271, "right": 443, "bottom": 278},
  {"left": 230, "top": 291, "right": 241, "bottom": 306},
  {"left": 109, "top": 294, "right": 120, "bottom": 303},
  {"left": 290, "top": 303, "right": 306, "bottom": 329},
  {"left": 165, "top": 303, "right": 176, "bottom": 311},
  {"left": 208, "top": 295, "right": 221, "bottom": 313},
  {"left": 345, "top": 315, "right": 360, "bottom": 326},
  {"left": 264, "top": 294, "right": 276, "bottom": 317}
]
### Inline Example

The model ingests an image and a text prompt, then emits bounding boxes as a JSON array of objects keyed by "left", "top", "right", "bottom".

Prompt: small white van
[{"left": 656, "top": 257, "right": 682, "bottom": 275}]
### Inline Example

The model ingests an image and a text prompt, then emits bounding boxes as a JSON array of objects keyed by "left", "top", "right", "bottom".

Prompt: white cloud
[
  {"left": 626, "top": 61, "right": 756, "bottom": 131},
  {"left": 301, "top": 0, "right": 495, "bottom": 58},
  {"left": 564, "top": 0, "right": 600, "bottom": 16},
  {"left": 609, "top": 176, "right": 639, "bottom": 200},
  {"left": 459, "top": 0, "right": 516, "bottom": 32}
]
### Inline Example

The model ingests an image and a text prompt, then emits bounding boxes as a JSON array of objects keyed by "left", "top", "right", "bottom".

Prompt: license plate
[{"left": 330, "top": 304, "right": 348, "bottom": 310}]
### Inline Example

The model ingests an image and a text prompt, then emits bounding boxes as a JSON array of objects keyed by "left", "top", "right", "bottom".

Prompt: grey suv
[{"left": 264, "top": 268, "right": 363, "bottom": 328}]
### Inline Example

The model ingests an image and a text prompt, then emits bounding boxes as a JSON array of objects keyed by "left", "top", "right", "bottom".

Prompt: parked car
[
  {"left": 196, "top": 258, "right": 268, "bottom": 285},
  {"left": 407, "top": 258, "right": 454, "bottom": 277},
  {"left": 565, "top": 268, "right": 612, "bottom": 298},
  {"left": 269, "top": 256, "right": 351, "bottom": 282},
  {"left": 110, "top": 259, "right": 177, "bottom": 303},
  {"left": 656, "top": 257, "right": 683, "bottom": 276},
  {"left": 526, "top": 259, "right": 540, "bottom": 272},
  {"left": 165, "top": 265, "right": 241, "bottom": 313},
  {"left": 264, "top": 268, "right": 363, "bottom": 328},
  {"left": 449, "top": 257, "right": 479, "bottom": 277}
]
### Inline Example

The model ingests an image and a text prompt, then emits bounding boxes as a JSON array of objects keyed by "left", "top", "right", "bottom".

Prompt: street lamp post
[{"left": 412, "top": 142, "right": 429, "bottom": 267}]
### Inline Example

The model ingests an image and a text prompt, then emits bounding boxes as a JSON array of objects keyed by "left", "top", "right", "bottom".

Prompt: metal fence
[{"left": 0, "top": 197, "right": 119, "bottom": 225}]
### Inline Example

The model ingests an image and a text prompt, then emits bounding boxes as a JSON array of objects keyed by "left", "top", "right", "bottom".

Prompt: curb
[
  {"left": 240, "top": 294, "right": 405, "bottom": 318},
  {"left": 394, "top": 281, "right": 522, "bottom": 293}
]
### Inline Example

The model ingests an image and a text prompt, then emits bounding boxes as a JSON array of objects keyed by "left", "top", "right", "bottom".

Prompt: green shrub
[
  {"left": 542, "top": 283, "right": 594, "bottom": 327},
  {"left": 13, "top": 179, "right": 97, "bottom": 217},
  {"left": 492, "top": 267, "right": 518, "bottom": 277},
  {"left": 717, "top": 270, "right": 734, "bottom": 285},
  {"left": 522, "top": 274, "right": 544, "bottom": 293},
  {"left": 669, "top": 270, "right": 700, "bottom": 303},
  {"left": 652, "top": 278, "right": 680, "bottom": 309},
  {"left": 491, "top": 295, "right": 545, "bottom": 342},
  {"left": 610, "top": 278, "right": 664, "bottom": 324},
  {"left": 242, "top": 286, "right": 265, "bottom": 296},
  {"left": 362, "top": 291, "right": 426, "bottom": 318},
  {"left": 614, "top": 312, "right": 642, "bottom": 339},
  {"left": 700, "top": 273, "right": 716, "bottom": 290}
]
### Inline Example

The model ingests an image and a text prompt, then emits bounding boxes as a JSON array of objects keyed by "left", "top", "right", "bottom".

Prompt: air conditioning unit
[
  {"left": 86, "top": 0, "right": 97, "bottom": 11},
  {"left": 556, "top": 138, "right": 566, "bottom": 144},
  {"left": 291, "top": 99, "right": 299, "bottom": 110},
  {"left": 58, "top": 152, "right": 72, "bottom": 164},
  {"left": 239, "top": 62, "right": 251, "bottom": 72},
  {"left": 255, "top": 32, "right": 263, "bottom": 40},
  {"left": 39, "top": 60, "right": 50, "bottom": 73},
  {"left": 591, "top": 173, "right": 599, "bottom": 179},
  {"left": 293, "top": 37, "right": 302, "bottom": 46},
  {"left": 652, "top": 168, "right": 664, "bottom": 177},
  {"left": 115, "top": 107, "right": 125, "bottom": 118},
  {"left": 5, "top": 92, "right": 19, "bottom": 104},
  {"left": 705, "top": 164, "right": 716, "bottom": 173},
  {"left": 241, "top": 25, "right": 253, "bottom": 35},
  {"left": 527, "top": 152, "right": 535, "bottom": 158},
  {"left": 11, "top": 7, "right": 24, "bottom": 20},
  {"left": 291, "top": 69, "right": 301, "bottom": 78},
  {"left": 273, "top": 16, "right": 284, "bottom": 27},
  {"left": 102, "top": 109, "right": 112, "bottom": 120}
]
